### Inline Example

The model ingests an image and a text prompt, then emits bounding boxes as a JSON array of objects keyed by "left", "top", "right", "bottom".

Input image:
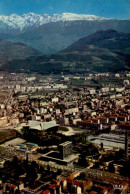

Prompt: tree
[
  {"left": 4, "top": 160, "right": 12, "bottom": 168},
  {"left": 47, "top": 164, "right": 50, "bottom": 172},
  {"left": 78, "top": 152, "right": 89, "bottom": 167},
  {"left": 101, "top": 142, "right": 103, "bottom": 150},
  {"left": 4, "top": 160, "right": 12, "bottom": 177},
  {"left": 39, "top": 165, "right": 44, "bottom": 174},
  {"left": 108, "top": 162, "right": 115, "bottom": 173},
  {"left": 57, "top": 169, "right": 62, "bottom": 175},
  {"left": 31, "top": 161, "right": 38, "bottom": 170},
  {"left": 115, "top": 149, "right": 124, "bottom": 160},
  {"left": 119, "top": 161, "right": 130, "bottom": 177},
  {"left": 12, "top": 156, "right": 19, "bottom": 167},
  {"left": 51, "top": 171, "right": 57, "bottom": 180},
  {"left": 27, "top": 166, "right": 38, "bottom": 180},
  {"left": 80, "top": 172, "right": 86, "bottom": 179},
  {"left": 0, "top": 168, "right": 2, "bottom": 177},
  {"left": 93, "top": 162, "right": 100, "bottom": 169}
]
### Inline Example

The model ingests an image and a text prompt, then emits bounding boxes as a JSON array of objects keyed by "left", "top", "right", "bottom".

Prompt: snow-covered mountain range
[
  {"left": 0, "top": 12, "right": 129, "bottom": 54},
  {"left": 0, "top": 12, "right": 109, "bottom": 31}
]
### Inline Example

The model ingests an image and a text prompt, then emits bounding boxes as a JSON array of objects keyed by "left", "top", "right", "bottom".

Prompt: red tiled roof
[
  {"left": 55, "top": 180, "right": 60, "bottom": 184},
  {"left": 49, "top": 184, "right": 56, "bottom": 190},
  {"left": 119, "top": 124, "right": 130, "bottom": 127},
  {"left": 118, "top": 116, "right": 126, "bottom": 118},
  {"left": 73, "top": 180, "right": 80, "bottom": 186},
  {"left": 109, "top": 116, "right": 117, "bottom": 118},
  {"left": 43, "top": 189, "right": 50, "bottom": 194},
  {"left": 107, "top": 186, "right": 113, "bottom": 191},
  {"left": 78, "top": 120, "right": 101, "bottom": 125},
  {"left": 6, "top": 183, "right": 16, "bottom": 188},
  {"left": 56, "top": 185, "right": 60, "bottom": 189},
  {"left": 120, "top": 182, "right": 129, "bottom": 187},
  {"left": 66, "top": 178, "right": 73, "bottom": 184},
  {"left": 11, "top": 184, "right": 17, "bottom": 188},
  {"left": 69, "top": 171, "right": 79, "bottom": 179},
  {"left": 61, "top": 178, "right": 66, "bottom": 182},
  {"left": 80, "top": 180, "right": 92, "bottom": 187},
  {"left": 95, "top": 185, "right": 108, "bottom": 193}
]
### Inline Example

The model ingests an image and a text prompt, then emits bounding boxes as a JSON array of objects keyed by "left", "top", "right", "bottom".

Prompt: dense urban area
[{"left": 0, "top": 71, "right": 130, "bottom": 194}]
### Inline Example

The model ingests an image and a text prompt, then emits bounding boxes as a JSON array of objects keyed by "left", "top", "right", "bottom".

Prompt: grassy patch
[
  {"left": 21, "top": 128, "right": 25, "bottom": 134},
  {"left": 74, "top": 164, "right": 85, "bottom": 169},
  {"left": 0, "top": 131, "right": 16, "bottom": 144},
  {"left": 58, "top": 127, "right": 69, "bottom": 132},
  {"left": 98, "top": 78, "right": 123, "bottom": 85},
  {"left": 0, "top": 132, "right": 7, "bottom": 139}
]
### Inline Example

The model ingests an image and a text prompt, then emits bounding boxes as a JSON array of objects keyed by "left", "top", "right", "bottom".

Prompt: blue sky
[{"left": 0, "top": 0, "right": 129, "bottom": 19}]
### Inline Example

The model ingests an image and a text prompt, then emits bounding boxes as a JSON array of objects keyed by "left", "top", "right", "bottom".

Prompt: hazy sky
[{"left": 0, "top": 0, "right": 129, "bottom": 19}]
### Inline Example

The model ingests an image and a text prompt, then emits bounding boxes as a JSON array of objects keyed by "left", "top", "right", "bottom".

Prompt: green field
[
  {"left": 0, "top": 131, "right": 16, "bottom": 144},
  {"left": 58, "top": 126, "right": 69, "bottom": 132},
  {"left": 0, "top": 132, "right": 7, "bottom": 139}
]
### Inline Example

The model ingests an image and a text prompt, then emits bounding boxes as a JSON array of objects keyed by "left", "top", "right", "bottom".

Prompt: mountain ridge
[
  {"left": 0, "top": 39, "right": 40, "bottom": 66},
  {"left": 5, "top": 20, "right": 130, "bottom": 54},
  {"left": 0, "top": 30, "right": 129, "bottom": 74},
  {"left": 0, "top": 12, "right": 130, "bottom": 54},
  {"left": 63, "top": 29, "right": 130, "bottom": 52}
]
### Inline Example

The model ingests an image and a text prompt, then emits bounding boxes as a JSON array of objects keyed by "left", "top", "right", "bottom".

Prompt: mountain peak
[
  {"left": 61, "top": 12, "right": 105, "bottom": 20},
  {"left": 0, "top": 12, "right": 110, "bottom": 31}
]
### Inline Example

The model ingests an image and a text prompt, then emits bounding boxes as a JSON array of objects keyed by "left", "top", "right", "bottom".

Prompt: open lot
[{"left": 0, "top": 129, "right": 16, "bottom": 144}]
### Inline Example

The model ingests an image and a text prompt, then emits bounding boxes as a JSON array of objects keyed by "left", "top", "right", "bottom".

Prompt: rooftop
[{"left": 29, "top": 120, "right": 59, "bottom": 131}]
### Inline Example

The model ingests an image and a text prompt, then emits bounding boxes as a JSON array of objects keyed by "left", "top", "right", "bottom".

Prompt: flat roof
[
  {"left": 88, "top": 135, "right": 125, "bottom": 149},
  {"left": 26, "top": 142, "right": 38, "bottom": 146},
  {"left": 29, "top": 120, "right": 59, "bottom": 131},
  {"left": 0, "top": 138, "right": 25, "bottom": 147},
  {"left": 16, "top": 148, "right": 27, "bottom": 152},
  {"left": 60, "top": 141, "right": 72, "bottom": 147},
  {"left": 40, "top": 151, "right": 78, "bottom": 164}
]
